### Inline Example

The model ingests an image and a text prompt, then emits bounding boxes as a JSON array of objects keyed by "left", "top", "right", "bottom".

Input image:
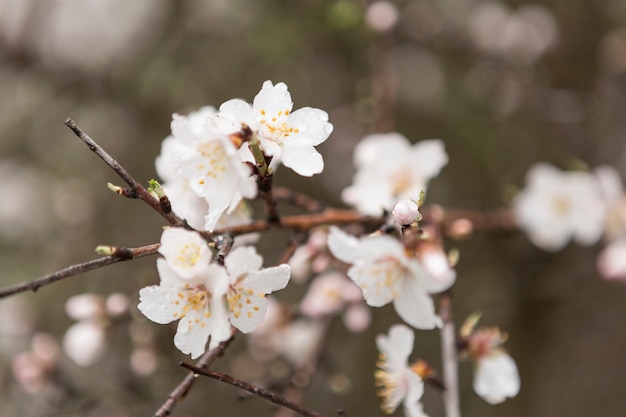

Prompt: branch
[
  {"left": 64, "top": 118, "right": 185, "bottom": 227},
  {"left": 154, "top": 329, "right": 237, "bottom": 417},
  {"left": 0, "top": 244, "right": 159, "bottom": 300},
  {"left": 180, "top": 363, "right": 327, "bottom": 417}
]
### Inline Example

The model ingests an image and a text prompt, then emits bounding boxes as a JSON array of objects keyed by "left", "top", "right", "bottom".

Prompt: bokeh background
[{"left": 1, "top": 0, "right": 626, "bottom": 416}]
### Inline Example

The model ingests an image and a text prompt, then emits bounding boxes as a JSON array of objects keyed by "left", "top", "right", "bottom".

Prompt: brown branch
[
  {"left": 179, "top": 363, "right": 327, "bottom": 417},
  {"left": 155, "top": 329, "right": 237, "bottom": 417},
  {"left": 64, "top": 118, "right": 185, "bottom": 227},
  {"left": 0, "top": 244, "right": 159, "bottom": 300}
]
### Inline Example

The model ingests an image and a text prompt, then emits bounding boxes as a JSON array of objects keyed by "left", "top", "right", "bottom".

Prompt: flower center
[
  {"left": 226, "top": 284, "right": 262, "bottom": 320},
  {"left": 174, "top": 243, "right": 202, "bottom": 268},
  {"left": 258, "top": 108, "right": 299, "bottom": 144},
  {"left": 172, "top": 284, "right": 212, "bottom": 329},
  {"left": 196, "top": 141, "right": 227, "bottom": 185}
]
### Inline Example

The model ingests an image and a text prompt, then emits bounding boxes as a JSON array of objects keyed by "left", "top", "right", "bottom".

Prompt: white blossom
[
  {"left": 473, "top": 352, "right": 520, "bottom": 404},
  {"left": 158, "top": 109, "right": 257, "bottom": 231},
  {"left": 327, "top": 227, "right": 455, "bottom": 329},
  {"left": 513, "top": 163, "right": 606, "bottom": 251},
  {"left": 217, "top": 80, "right": 334, "bottom": 176},
  {"left": 375, "top": 325, "right": 428, "bottom": 417},
  {"left": 342, "top": 133, "right": 448, "bottom": 215},
  {"left": 138, "top": 228, "right": 291, "bottom": 358},
  {"left": 62, "top": 321, "right": 107, "bottom": 367}
]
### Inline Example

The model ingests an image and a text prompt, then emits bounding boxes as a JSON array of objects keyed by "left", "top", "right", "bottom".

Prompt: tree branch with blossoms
[{"left": 11, "top": 76, "right": 626, "bottom": 417}]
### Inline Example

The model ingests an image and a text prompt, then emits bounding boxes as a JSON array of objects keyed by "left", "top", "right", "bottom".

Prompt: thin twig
[
  {"left": 64, "top": 118, "right": 184, "bottom": 226},
  {"left": 180, "top": 363, "right": 327, "bottom": 417},
  {"left": 278, "top": 232, "right": 308, "bottom": 265},
  {"left": 0, "top": 244, "right": 160, "bottom": 300},
  {"left": 439, "top": 291, "right": 461, "bottom": 417},
  {"left": 154, "top": 329, "right": 237, "bottom": 417}
]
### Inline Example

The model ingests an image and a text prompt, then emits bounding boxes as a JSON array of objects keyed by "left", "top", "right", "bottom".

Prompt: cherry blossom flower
[
  {"left": 342, "top": 133, "right": 448, "bottom": 215},
  {"left": 513, "top": 163, "right": 606, "bottom": 251},
  {"left": 597, "top": 237, "right": 626, "bottom": 281},
  {"left": 473, "top": 351, "right": 520, "bottom": 404},
  {"left": 461, "top": 315, "right": 520, "bottom": 404},
  {"left": 63, "top": 321, "right": 107, "bottom": 367},
  {"left": 375, "top": 324, "right": 428, "bottom": 417},
  {"left": 138, "top": 228, "right": 291, "bottom": 358},
  {"left": 299, "top": 271, "right": 362, "bottom": 318},
  {"left": 327, "top": 227, "right": 455, "bottom": 329},
  {"left": 217, "top": 80, "right": 334, "bottom": 176},
  {"left": 159, "top": 109, "right": 257, "bottom": 231},
  {"left": 155, "top": 107, "right": 216, "bottom": 230}
]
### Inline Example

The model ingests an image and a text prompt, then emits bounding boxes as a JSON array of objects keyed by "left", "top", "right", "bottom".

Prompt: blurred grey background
[{"left": 1, "top": 0, "right": 626, "bottom": 416}]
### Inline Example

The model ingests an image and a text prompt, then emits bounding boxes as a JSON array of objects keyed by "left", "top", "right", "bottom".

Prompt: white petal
[
  {"left": 241, "top": 264, "right": 291, "bottom": 294},
  {"left": 225, "top": 246, "right": 264, "bottom": 279},
  {"left": 349, "top": 259, "right": 402, "bottom": 307},
  {"left": 410, "top": 139, "right": 448, "bottom": 180},
  {"left": 287, "top": 107, "right": 333, "bottom": 146},
  {"left": 138, "top": 284, "right": 183, "bottom": 325},
  {"left": 473, "top": 352, "right": 520, "bottom": 404},
  {"left": 393, "top": 281, "right": 442, "bottom": 329},
  {"left": 252, "top": 81, "right": 293, "bottom": 118},
  {"left": 376, "top": 324, "right": 414, "bottom": 364},
  {"left": 327, "top": 226, "right": 362, "bottom": 264},
  {"left": 217, "top": 99, "right": 257, "bottom": 131},
  {"left": 173, "top": 309, "right": 212, "bottom": 359},
  {"left": 158, "top": 228, "right": 213, "bottom": 279},
  {"left": 280, "top": 144, "right": 324, "bottom": 176},
  {"left": 206, "top": 296, "right": 232, "bottom": 350}
]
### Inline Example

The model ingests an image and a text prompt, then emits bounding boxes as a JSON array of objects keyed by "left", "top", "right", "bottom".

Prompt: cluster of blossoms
[
  {"left": 513, "top": 162, "right": 626, "bottom": 280},
  {"left": 133, "top": 80, "right": 519, "bottom": 415},
  {"left": 156, "top": 80, "right": 334, "bottom": 232},
  {"left": 138, "top": 227, "right": 291, "bottom": 358}
]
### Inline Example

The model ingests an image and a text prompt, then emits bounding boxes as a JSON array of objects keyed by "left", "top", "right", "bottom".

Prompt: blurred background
[{"left": 1, "top": 0, "right": 626, "bottom": 416}]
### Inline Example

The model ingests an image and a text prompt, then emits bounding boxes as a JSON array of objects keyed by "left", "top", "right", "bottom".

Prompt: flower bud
[{"left": 392, "top": 199, "right": 421, "bottom": 226}]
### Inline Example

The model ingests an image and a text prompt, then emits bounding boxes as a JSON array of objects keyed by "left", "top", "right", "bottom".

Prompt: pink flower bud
[{"left": 392, "top": 199, "right": 421, "bottom": 226}]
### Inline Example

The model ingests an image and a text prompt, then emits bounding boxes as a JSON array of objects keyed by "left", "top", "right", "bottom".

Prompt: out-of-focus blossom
[
  {"left": 218, "top": 80, "right": 334, "bottom": 176},
  {"left": 327, "top": 227, "right": 455, "bottom": 329},
  {"left": 288, "top": 229, "right": 332, "bottom": 283},
  {"left": 342, "top": 134, "right": 448, "bottom": 215},
  {"left": 343, "top": 303, "right": 372, "bottom": 333},
  {"left": 513, "top": 163, "right": 606, "bottom": 251},
  {"left": 365, "top": 1, "right": 399, "bottom": 32},
  {"left": 65, "top": 294, "right": 106, "bottom": 321},
  {"left": 63, "top": 321, "right": 107, "bottom": 367},
  {"left": 461, "top": 314, "right": 520, "bottom": 404},
  {"left": 468, "top": 2, "right": 558, "bottom": 65},
  {"left": 130, "top": 347, "right": 159, "bottom": 376},
  {"left": 596, "top": 165, "right": 626, "bottom": 239},
  {"left": 300, "top": 271, "right": 362, "bottom": 318},
  {"left": 247, "top": 297, "right": 325, "bottom": 366},
  {"left": 597, "top": 237, "right": 626, "bottom": 281},
  {"left": 375, "top": 325, "right": 428, "bottom": 417},
  {"left": 138, "top": 228, "right": 291, "bottom": 358},
  {"left": 12, "top": 333, "right": 60, "bottom": 393}
]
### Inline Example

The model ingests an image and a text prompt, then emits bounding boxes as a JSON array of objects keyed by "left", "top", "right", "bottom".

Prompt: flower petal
[
  {"left": 280, "top": 145, "right": 324, "bottom": 176},
  {"left": 473, "top": 352, "right": 520, "bottom": 404},
  {"left": 225, "top": 246, "right": 264, "bottom": 280},
  {"left": 287, "top": 107, "right": 333, "bottom": 146},
  {"left": 393, "top": 280, "right": 442, "bottom": 329},
  {"left": 138, "top": 284, "right": 182, "bottom": 325}
]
